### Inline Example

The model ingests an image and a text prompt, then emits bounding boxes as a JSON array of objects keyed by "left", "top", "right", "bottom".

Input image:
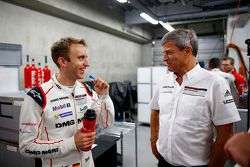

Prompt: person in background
[
  {"left": 224, "top": 132, "right": 250, "bottom": 167},
  {"left": 150, "top": 28, "right": 240, "bottom": 167},
  {"left": 19, "top": 37, "right": 115, "bottom": 167},
  {"left": 221, "top": 57, "right": 247, "bottom": 95},
  {"left": 208, "top": 57, "right": 239, "bottom": 107}
]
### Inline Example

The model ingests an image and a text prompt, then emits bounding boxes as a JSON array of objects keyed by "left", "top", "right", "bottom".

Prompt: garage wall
[
  {"left": 0, "top": 0, "right": 152, "bottom": 89},
  {"left": 227, "top": 14, "right": 250, "bottom": 71}
]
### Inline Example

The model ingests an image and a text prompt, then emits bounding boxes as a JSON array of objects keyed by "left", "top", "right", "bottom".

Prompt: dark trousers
[{"left": 158, "top": 155, "right": 208, "bottom": 167}]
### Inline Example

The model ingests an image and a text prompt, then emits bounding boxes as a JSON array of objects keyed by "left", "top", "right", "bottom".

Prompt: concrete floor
[{"left": 116, "top": 123, "right": 158, "bottom": 167}]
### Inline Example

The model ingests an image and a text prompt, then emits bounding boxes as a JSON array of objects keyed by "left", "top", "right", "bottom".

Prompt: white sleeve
[
  {"left": 91, "top": 91, "right": 115, "bottom": 128},
  {"left": 211, "top": 78, "right": 241, "bottom": 125},
  {"left": 150, "top": 85, "right": 160, "bottom": 110},
  {"left": 19, "top": 95, "right": 76, "bottom": 158}
]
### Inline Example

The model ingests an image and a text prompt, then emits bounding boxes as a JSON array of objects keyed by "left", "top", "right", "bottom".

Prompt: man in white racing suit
[{"left": 19, "top": 37, "right": 115, "bottom": 167}]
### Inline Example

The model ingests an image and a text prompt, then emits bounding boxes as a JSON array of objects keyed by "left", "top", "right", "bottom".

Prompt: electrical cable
[
  {"left": 226, "top": 43, "right": 248, "bottom": 80},
  {"left": 229, "top": 0, "right": 241, "bottom": 43}
]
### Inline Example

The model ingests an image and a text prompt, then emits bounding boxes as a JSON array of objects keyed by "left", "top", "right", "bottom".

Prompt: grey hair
[{"left": 161, "top": 28, "right": 198, "bottom": 57}]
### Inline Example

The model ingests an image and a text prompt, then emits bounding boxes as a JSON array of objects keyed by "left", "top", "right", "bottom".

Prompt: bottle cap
[
  {"left": 84, "top": 109, "right": 96, "bottom": 121},
  {"left": 88, "top": 75, "right": 95, "bottom": 80}
]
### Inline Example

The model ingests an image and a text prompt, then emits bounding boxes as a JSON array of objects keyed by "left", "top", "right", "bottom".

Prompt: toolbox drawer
[{"left": 0, "top": 100, "right": 22, "bottom": 143}]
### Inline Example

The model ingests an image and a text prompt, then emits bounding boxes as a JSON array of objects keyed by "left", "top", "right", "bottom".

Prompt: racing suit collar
[{"left": 52, "top": 74, "right": 76, "bottom": 93}]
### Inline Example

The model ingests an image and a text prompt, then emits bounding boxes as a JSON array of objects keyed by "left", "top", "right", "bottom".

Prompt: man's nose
[
  {"left": 83, "top": 59, "right": 89, "bottom": 68},
  {"left": 163, "top": 54, "right": 169, "bottom": 61}
]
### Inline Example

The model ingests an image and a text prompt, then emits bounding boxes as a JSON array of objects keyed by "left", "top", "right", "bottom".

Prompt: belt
[{"left": 158, "top": 155, "right": 208, "bottom": 167}]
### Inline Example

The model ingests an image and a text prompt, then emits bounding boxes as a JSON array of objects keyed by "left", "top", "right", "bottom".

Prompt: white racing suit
[{"left": 19, "top": 75, "right": 115, "bottom": 167}]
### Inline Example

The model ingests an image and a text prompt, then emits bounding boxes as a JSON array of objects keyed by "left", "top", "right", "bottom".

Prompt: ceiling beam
[
  {"left": 201, "top": 0, "right": 238, "bottom": 7},
  {"left": 129, "top": 0, "right": 158, "bottom": 19},
  {"left": 159, "top": 6, "right": 250, "bottom": 22}
]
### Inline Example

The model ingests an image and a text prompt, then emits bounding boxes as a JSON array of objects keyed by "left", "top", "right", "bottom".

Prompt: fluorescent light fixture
[
  {"left": 159, "top": 21, "right": 175, "bottom": 32},
  {"left": 116, "top": 0, "right": 127, "bottom": 3},
  {"left": 140, "top": 12, "right": 158, "bottom": 25}
]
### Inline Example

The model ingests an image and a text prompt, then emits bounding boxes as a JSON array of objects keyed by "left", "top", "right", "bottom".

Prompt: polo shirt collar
[{"left": 184, "top": 63, "right": 201, "bottom": 81}]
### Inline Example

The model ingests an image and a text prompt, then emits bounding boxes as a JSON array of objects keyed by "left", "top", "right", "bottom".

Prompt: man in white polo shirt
[
  {"left": 150, "top": 29, "right": 240, "bottom": 167},
  {"left": 208, "top": 57, "right": 239, "bottom": 107}
]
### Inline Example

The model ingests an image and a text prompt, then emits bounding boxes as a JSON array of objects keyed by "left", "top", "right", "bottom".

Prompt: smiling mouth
[
  {"left": 166, "top": 62, "right": 172, "bottom": 67},
  {"left": 79, "top": 68, "right": 85, "bottom": 73},
  {"left": 160, "top": 62, "right": 167, "bottom": 66}
]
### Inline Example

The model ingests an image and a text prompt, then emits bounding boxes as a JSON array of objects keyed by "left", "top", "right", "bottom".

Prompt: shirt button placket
[{"left": 168, "top": 84, "right": 184, "bottom": 163}]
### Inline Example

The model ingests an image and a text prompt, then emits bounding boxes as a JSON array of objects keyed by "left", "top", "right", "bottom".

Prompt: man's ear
[
  {"left": 57, "top": 57, "right": 67, "bottom": 68},
  {"left": 184, "top": 46, "right": 193, "bottom": 56}
]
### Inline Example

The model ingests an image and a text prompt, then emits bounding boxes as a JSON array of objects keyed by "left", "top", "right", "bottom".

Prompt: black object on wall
[{"left": 0, "top": 43, "right": 22, "bottom": 66}]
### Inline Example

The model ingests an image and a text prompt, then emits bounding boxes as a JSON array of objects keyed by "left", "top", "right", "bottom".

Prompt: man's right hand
[
  {"left": 74, "top": 129, "right": 96, "bottom": 151},
  {"left": 150, "top": 109, "right": 160, "bottom": 160},
  {"left": 150, "top": 138, "right": 161, "bottom": 160}
]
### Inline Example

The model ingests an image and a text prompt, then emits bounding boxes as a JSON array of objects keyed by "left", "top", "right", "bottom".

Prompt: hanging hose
[{"left": 226, "top": 43, "right": 248, "bottom": 81}]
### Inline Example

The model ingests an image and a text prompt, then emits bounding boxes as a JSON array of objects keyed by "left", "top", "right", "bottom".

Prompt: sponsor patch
[
  {"left": 80, "top": 106, "right": 88, "bottom": 112},
  {"left": 162, "top": 91, "right": 173, "bottom": 93},
  {"left": 21, "top": 122, "right": 37, "bottom": 126},
  {"left": 161, "top": 85, "right": 174, "bottom": 93},
  {"left": 223, "top": 99, "right": 234, "bottom": 104},
  {"left": 54, "top": 111, "right": 73, "bottom": 119},
  {"left": 29, "top": 90, "right": 42, "bottom": 100},
  {"left": 60, "top": 111, "right": 73, "bottom": 118},
  {"left": 52, "top": 103, "right": 71, "bottom": 112},
  {"left": 25, "top": 148, "right": 58, "bottom": 155},
  {"left": 162, "top": 85, "right": 174, "bottom": 89},
  {"left": 55, "top": 117, "right": 83, "bottom": 128},
  {"left": 224, "top": 90, "right": 232, "bottom": 97},
  {"left": 41, "top": 148, "right": 59, "bottom": 155},
  {"left": 75, "top": 94, "right": 87, "bottom": 105},
  {"left": 75, "top": 94, "right": 87, "bottom": 99},
  {"left": 183, "top": 86, "right": 207, "bottom": 97},
  {"left": 54, "top": 114, "right": 60, "bottom": 120},
  {"left": 50, "top": 96, "right": 69, "bottom": 103},
  {"left": 27, "top": 86, "right": 45, "bottom": 108}
]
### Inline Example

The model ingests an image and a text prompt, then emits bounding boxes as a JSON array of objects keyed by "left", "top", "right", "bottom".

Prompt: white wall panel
[
  {"left": 137, "top": 67, "right": 151, "bottom": 83},
  {"left": 138, "top": 103, "right": 151, "bottom": 124},
  {"left": 137, "top": 84, "right": 151, "bottom": 103}
]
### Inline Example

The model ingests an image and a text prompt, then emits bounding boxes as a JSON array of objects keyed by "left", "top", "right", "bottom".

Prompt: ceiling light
[
  {"left": 116, "top": 0, "right": 128, "bottom": 3},
  {"left": 140, "top": 12, "right": 159, "bottom": 25},
  {"left": 159, "top": 21, "right": 175, "bottom": 32}
]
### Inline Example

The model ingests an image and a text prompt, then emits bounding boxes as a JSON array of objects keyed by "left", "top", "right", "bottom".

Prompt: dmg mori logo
[
  {"left": 55, "top": 120, "right": 75, "bottom": 128},
  {"left": 55, "top": 118, "right": 84, "bottom": 128},
  {"left": 52, "top": 103, "right": 71, "bottom": 112}
]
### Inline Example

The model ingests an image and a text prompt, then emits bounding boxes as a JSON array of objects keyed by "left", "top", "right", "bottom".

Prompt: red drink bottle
[{"left": 81, "top": 109, "right": 96, "bottom": 151}]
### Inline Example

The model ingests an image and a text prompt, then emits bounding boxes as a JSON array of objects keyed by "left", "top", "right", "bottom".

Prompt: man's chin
[
  {"left": 77, "top": 74, "right": 84, "bottom": 79},
  {"left": 167, "top": 67, "right": 174, "bottom": 72}
]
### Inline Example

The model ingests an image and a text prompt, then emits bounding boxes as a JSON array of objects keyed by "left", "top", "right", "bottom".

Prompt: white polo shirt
[
  {"left": 210, "top": 68, "right": 239, "bottom": 107},
  {"left": 151, "top": 64, "right": 240, "bottom": 166}
]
